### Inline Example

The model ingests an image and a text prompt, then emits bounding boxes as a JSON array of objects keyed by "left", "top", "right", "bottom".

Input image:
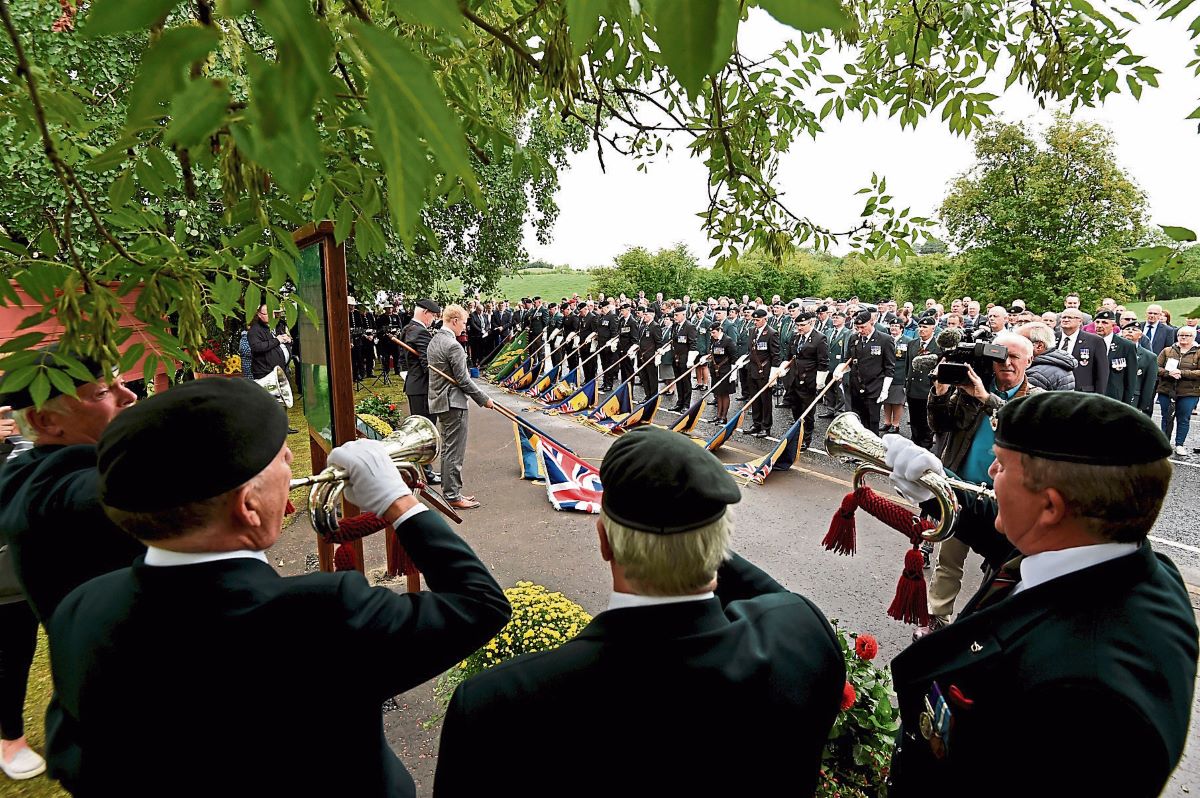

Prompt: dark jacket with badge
[
  {"left": 47, "top": 509, "right": 510, "bottom": 798},
  {"left": 1063, "top": 330, "right": 1110, "bottom": 394},
  {"left": 746, "top": 324, "right": 781, "bottom": 381},
  {"left": 846, "top": 329, "right": 896, "bottom": 400},
  {"left": 904, "top": 336, "right": 941, "bottom": 399},
  {"left": 615, "top": 313, "right": 640, "bottom": 354},
  {"left": 1132, "top": 345, "right": 1159, "bottom": 412},
  {"left": 1103, "top": 334, "right": 1139, "bottom": 404},
  {"left": 782, "top": 329, "right": 829, "bottom": 395},
  {"left": 670, "top": 320, "right": 698, "bottom": 368},
  {"left": 435, "top": 553, "right": 845, "bottom": 797},
  {"left": 0, "top": 445, "right": 145, "bottom": 624},
  {"left": 707, "top": 334, "right": 738, "bottom": 396},
  {"left": 399, "top": 320, "right": 433, "bottom": 396},
  {"left": 890, "top": 527, "right": 1197, "bottom": 798}
]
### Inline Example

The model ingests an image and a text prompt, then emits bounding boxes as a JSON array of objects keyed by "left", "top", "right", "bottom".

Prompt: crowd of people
[{"left": 0, "top": 285, "right": 1196, "bottom": 795}]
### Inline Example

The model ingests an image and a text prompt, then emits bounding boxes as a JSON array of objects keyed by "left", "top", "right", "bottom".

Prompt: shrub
[
  {"left": 355, "top": 395, "right": 404, "bottom": 428},
  {"left": 436, "top": 581, "right": 592, "bottom": 703},
  {"left": 818, "top": 624, "right": 899, "bottom": 798}
]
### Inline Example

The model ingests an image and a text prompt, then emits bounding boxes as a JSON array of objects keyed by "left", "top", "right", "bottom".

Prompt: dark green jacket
[
  {"left": 1132, "top": 344, "right": 1159, "bottom": 413},
  {"left": 891, "top": 526, "right": 1197, "bottom": 798},
  {"left": 1104, "top": 333, "right": 1140, "bottom": 404},
  {"left": 47, "top": 510, "right": 510, "bottom": 798},
  {"left": 435, "top": 553, "right": 844, "bottom": 796},
  {"left": 0, "top": 445, "right": 144, "bottom": 624}
]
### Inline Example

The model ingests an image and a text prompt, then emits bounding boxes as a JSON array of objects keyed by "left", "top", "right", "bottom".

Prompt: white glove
[
  {"left": 769, "top": 365, "right": 781, "bottom": 382},
  {"left": 326, "top": 439, "right": 412, "bottom": 517},
  {"left": 590, "top": 341, "right": 598, "bottom": 354},
  {"left": 627, "top": 344, "right": 639, "bottom": 355},
  {"left": 686, "top": 350, "right": 698, "bottom": 368},
  {"left": 882, "top": 434, "right": 944, "bottom": 503},
  {"left": 816, "top": 370, "right": 828, "bottom": 388},
  {"left": 567, "top": 332, "right": 578, "bottom": 344},
  {"left": 833, "top": 362, "right": 851, "bottom": 380},
  {"left": 608, "top": 337, "right": 619, "bottom": 352},
  {"left": 877, "top": 376, "right": 892, "bottom": 403}
]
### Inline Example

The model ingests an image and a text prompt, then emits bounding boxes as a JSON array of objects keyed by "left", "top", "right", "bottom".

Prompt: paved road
[{"left": 273, "top": 380, "right": 1200, "bottom": 796}]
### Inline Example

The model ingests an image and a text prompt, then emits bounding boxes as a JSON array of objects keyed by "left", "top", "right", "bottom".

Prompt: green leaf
[
  {"left": 334, "top": 200, "right": 354, "bottom": 244},
  {"left": 125, "top": 27, "right": 222, "bottom": 130},
  {"left": 754, "top": 0, "right": 848, "bottom": 32},
  {"left": 108, "top": 170, "right": 136, "bottom": 209},
  {"left": 1126, "top": 245, "right": 1175, "bottom": 261},
  {"left": 84, "top": 0, "right": 182, "bottom": 36},
  {"left": 45, "top": 367, "right": 78, "bottom": 398},
  {"left": 0, "top": 367, "right": 38, "bottom": 394},
  {"left": 352, "top": 24, "right": 476, "bottom": 241},
  {"left": 1161, "top": 225, "right": 1197, "bottom": 243},
  {"left": 29, "top": 372, "right": 51, "bottom": 410},
  {"left": 645, "top": 0, "right": 736, "bottom": 97},
  {"left": 387, "top": 0, "right": 464, "bottom": 33},
  {"left": 135, "top": 157, "right": 167, "bottom": 198},
  {"left": 0, "top": 332, "right": 47, "bottom": 354},
  {"left": 257, "top": 0, "right": 334, "bottom": 101},
  {"left": 165, "top": 79, "right": 231, "bottom": 149},
  {"left": 243, "top": 283, "right": 262, "bottom": 324},
  {"left": 566, "top": 0, "right": 608, "bottom": 56}
]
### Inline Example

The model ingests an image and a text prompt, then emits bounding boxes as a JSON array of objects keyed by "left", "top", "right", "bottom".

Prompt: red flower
[
  {"left": 200, "top": 349, "right": 223, "bottom": 365},
  {"left": 388, "top": 404, "right": 396, "bottom": 411},
  {"left": 840, "top": 681, "right": 857, "bottom": 711},
  {"left": 854, "top": 634, "right": 879, "bottom": 661}
]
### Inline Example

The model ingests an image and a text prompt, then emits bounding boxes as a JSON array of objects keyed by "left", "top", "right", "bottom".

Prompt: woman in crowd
[
  {"left": 0, "top": 410, "right": 45, "bottom": 781},
  {"left": 706, "top": 324, "right": 736, "bottom": 424},
  {"left": 1157, "top": 325, "right": 1200, "bottom": 457},
  {"left": 881, "top": 320, "right": 909, "bottom": 434}
]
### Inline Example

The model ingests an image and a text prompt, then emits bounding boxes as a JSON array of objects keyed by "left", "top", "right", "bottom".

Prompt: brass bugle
[
  {"left": 290, "top": 415, "right": 441, "bottom": 538},
  {"left": 824, "top": 412, "right": 995, "bottom": 542}
]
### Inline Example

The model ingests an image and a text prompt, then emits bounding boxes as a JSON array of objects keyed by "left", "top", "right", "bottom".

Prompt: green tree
[
  {"left": 590, "top": 243, "right": 698, "bottom": 298},
  {"left": 1, "top": 0, "right": 1193, "bottom": 397},
  {"left": 939, "top": 116, "right": 1149, "bottom": 311}
]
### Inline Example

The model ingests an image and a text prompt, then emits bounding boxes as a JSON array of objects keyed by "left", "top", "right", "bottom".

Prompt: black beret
[
  {"left": 98, "top": 378, "right": 289, "bottom": 513},
  {"left": 995, "top": 392, "right": 1170, "bottom": 465},
  {"left": 1094, "top": 310, "right": 1116, "bottom": 321},
  {"left": 752, "top": 308, "right": 769, "bottom": 318},
  {"left": 620, "top": 302, "right": 631, "bottom": 310},
  {"left": 1008, "top": 306, "right": 1023, "bottom": 315},
  {"left": 816, "top": 305, "right": 829, "bottom": 312},
  {"left": 532, "top": 296, "right": 541, "bottom": 301},
  {"left": 672, "top": 306, "right": 686, "bottom": 314},
  {"left": 787, "top": 302, "right": 800, "bottom": 310},
  {"left": 832, "top": 311, "right": 846, "bottom": 318},
  {"left": 1121, "top": 321, "right": 1139, "bottom": 330},
  {"left": 600, "top": 426, "right": 740, "bottom": 534},
  {"left": 797, "top": 311, "right": 816, "bottom": 321},
  {"left": 0, "top": 346, "right": 108, "bottom": 410},
  {"left": 917, "top": 315, "right": 936, "bottom": 327},
  {"left": 853, "top": 310, "right": 874, "bottom": 325},
  {"left": 416, "top": 298, "right": 442, "bottom": 314}
]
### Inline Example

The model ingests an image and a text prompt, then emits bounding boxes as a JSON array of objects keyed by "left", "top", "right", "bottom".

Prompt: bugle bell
[
  {"left": 290, "top": 415, "right": 441, "bottom": 538},
  {"left": 824, "top": 412, "right": 995, "bottom": 542}
]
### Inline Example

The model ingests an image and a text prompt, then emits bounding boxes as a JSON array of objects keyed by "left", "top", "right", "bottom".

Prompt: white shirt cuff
[{"left": 392, "top": 503, "right": 429, "bottom": 529}]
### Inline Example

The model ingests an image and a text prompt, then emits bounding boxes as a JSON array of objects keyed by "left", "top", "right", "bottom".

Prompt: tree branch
[{"left": 460, "top": 4, "right": 542, "bottom": 73}]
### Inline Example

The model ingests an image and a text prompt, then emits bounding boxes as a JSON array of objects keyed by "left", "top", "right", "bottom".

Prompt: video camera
[{"left": 934, "top": 326, "right": 1008, "bottom": 384}]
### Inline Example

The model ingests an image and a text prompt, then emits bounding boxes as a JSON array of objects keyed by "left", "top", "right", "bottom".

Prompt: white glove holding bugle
[
  {"left": 327, "top": 439, "right": 412, "bottom": 517},
  {"left": 882, "top": 435, "right": 945, "bottom": 504}
]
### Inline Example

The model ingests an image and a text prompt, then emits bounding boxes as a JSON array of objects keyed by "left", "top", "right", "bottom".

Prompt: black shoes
[
  {"left": 424, "top": 469, "right": 442, "bottom": 485},
  {"left": 746, "top": 424, "right": 763, "bottom": 435},
  {"left": 754, "top": 428, "right": 770, "bottom": 438},
  {"left": 287, "top": 427, "right": 300, "bottom": 435},
  {"left": 817, "top": 411, "right": 835, "bottom": 419}
]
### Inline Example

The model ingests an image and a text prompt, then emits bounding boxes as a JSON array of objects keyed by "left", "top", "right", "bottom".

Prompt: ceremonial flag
[
  {"left": 526, "top": 365, "right": 559, "bottom": 397},
  {"left": 588, "top": 382, "right": 632, "bottom": 424},
  {"left": 486, "top": 333, "right": 526, "bottom": 377},
  {"left": 609, "top": 392, "right": 661, "bottom": 434},
  {"left": 704, "top": 404, "right": 749, "bottom": 451},
  {"left": 538, "top": 438, "right": 603, "bottom": 513},
  {"left": 539, "top": 368, "right": 579, "bottom": 402},
  {"left": 668, "top": 396, "right": 705, "bottom": 435},
  {"left": 500, "top": 355, "right": 533, "bottom": 387},
  {"left": 514, "top": 422, "right": 544, "bottom": 480},
  {"left": 722, "top": 415, "right": 804, "bottom": 485},
  {"left": 546, "top": 377, "right": 597, "bottom": 414}
]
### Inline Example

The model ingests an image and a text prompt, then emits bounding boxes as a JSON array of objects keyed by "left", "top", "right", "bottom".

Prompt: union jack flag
[{"left": 538, "top": 438, "right": 603, "bottom": 513}]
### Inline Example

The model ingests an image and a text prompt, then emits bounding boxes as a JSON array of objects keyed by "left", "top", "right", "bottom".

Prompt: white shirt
[
  {"left": 607, "top": 591, "right": 715, "bottom": 612},
  {"left": 1010, "top": 542, "right": 1139, "bottom": 596},
  {"left": 1059, "top": 331, "right": 1078, "bottom": 352},
  {"left": 144, "top": 547, "right": 269, "bottom": 567},
  {"left": 1101, "top": 332, "right": 1114, "bottom": 349}
]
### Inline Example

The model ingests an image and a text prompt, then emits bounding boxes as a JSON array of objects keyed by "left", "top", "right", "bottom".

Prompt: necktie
[
  {"left": 972, "top": 555, "right": 1024, "bottom": 612},
  {"left": 1060, "top": 335, "right": 1070, "bottom": 352},
  {"left": 1149, "top": 324, "right": 1156, "bottom": 342}
]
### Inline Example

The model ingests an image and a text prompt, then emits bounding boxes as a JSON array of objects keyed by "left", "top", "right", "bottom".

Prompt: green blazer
[
  {"left": 47, "top": 510, "right": 510, "bottom": 798},
  {"left": 435, "top": 554, "right": 845, "bottom": 796},
  {"left": 826, "top": 327, "right": 852, "bottom": 368},
  {"left": 891, "top": 537, "right": 1197, "bottom": 797}
]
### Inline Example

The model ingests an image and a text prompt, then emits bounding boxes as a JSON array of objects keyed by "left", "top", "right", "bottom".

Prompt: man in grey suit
[
  {"left": 1140, "top": 304, "right": 1177, "bottom": 354},
  {"left": 428, "top": 304, "right": 493, "bottom": 510}
]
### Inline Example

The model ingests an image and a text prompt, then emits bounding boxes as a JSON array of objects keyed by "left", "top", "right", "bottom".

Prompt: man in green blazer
[
  {"left": 820, "top": 310, "right": 852, "bottom": 417},
  {"left": 434, "top": 426, "right": 844, "bottom": 796},
  {"left": 46, "top": 378, "right": 509, "bottom": 797},
  {"left": 884, "top": 392, "right": 1197, "bottom": 797}
]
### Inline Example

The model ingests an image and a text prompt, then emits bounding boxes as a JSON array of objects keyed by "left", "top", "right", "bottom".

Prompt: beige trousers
[{"left": 928, "top": 536, "right": 971, "bottom": 619}]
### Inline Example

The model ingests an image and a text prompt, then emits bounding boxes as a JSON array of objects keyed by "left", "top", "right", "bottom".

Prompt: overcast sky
[{"left": 523, "top": 7, "right": 1200, "bottom": 269}]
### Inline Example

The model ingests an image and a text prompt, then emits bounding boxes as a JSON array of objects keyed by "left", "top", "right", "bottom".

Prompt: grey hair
[
  {"left": 600, "top": 508, "right": 733, "bottom": 596},
  {"left": 12, "top": 395, "right": 74, "bottom": 443},
  {"left": 1017, "top": 322, "right": 1055, "bottom": 351}
]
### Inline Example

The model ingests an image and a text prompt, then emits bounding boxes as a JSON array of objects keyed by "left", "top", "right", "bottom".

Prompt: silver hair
[
  {"left": 1017, "top": 322, "right": 1055, "bottom": 351},
  {"left": 600, "top": 508, "right": 733, "bottom": 596}
]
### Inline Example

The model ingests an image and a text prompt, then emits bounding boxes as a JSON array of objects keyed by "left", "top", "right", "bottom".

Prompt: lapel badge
[{"left": 970, "top": 641, "right": 983, "bottom": 653}]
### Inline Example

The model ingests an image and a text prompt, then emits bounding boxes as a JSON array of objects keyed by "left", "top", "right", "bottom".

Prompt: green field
[
  {"left": 441, "top": 270, "right": 593, "bottom": 303},
  {"left": 1125, "top": 297, "right": 1200, "bottom": 322}
]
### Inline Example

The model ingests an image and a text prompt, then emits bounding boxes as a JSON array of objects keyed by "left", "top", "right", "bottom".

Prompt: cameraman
[{"left": 913, "top": 332, "right": 1039, "bottom": 640}]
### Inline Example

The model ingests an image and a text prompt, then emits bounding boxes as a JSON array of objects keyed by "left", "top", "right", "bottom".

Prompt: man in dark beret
[
  {"left": 1094, "top": 309, "right": 1138, "bottom": 405},
  {"left": 845, "top": 308, "right": 895, "bottom": 436},
  {"left": 743, "top": 307, "right": 782, "bottom": 437},
  {"left": 667, "top": 306, "right": 699, "bottom": 412},
  {"left": 45, "top": 378, "right": 509, "bottom": 797},
  {"left": 883, "top": 393, "right": 1197, "bottom": 797},
  {"left": 780, "top": 311, "right": 829, "bottom": 450},
  {"left": 435, "top": 426, "right": 844, "bottom": 796},
  {"left": 0, "top": 349, "right": 143, "bottom": 626}
]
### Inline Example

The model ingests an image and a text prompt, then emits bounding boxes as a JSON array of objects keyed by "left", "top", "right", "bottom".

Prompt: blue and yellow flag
[
  {"left": 546, "top": 378, "right": 596, "bottom": 414},
  {"left": 500, "top": 355, "right": 532, "bottom": 387},
  {"left": 723, "top": 415, "right": 804, "bottom": 485},
  {"left": 526, "top": 365, "right": 559, "bottom": 397},
  {"left": 704, "top": 402, "right": 751, "bottom": 452},
  {"left": 668, "top": 396, "right": 705, "bottom": 435},
  {"left": 610, "top": 392, "right": 661, "bottom": 433},
  {"left": 538, "top": 368, "right": 579, "bottom": 403},
  {"left": 514, "top": 422, "right": 544, "bottom": 480},
  {"left": 588, "top": 382, "right": 632, "bottom": 424}
]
